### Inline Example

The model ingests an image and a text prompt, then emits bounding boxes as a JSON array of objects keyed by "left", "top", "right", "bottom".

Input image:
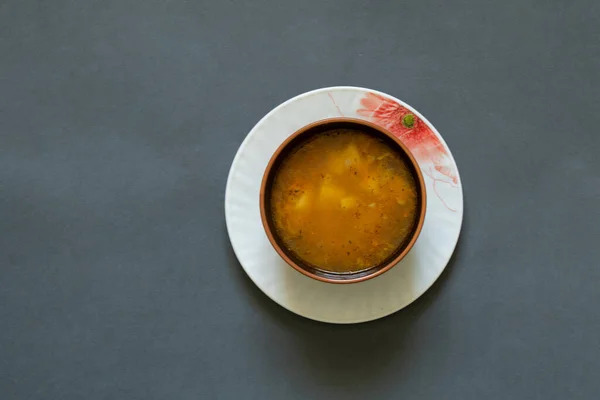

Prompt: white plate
[{"left": 225, "top": 87, "right": 463, "bottom": 323}]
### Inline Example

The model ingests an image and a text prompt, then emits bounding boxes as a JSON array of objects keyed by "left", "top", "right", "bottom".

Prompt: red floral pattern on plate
[{"left": 356, "top": 92, "right": 458, "bottom": 211}]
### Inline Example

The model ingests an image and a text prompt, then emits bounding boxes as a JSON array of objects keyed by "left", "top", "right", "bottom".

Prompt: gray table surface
[{"left": 2, "top": 0, "right": 599, "bottom": 399}]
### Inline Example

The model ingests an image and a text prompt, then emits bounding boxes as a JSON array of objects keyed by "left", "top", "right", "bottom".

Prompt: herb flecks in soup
[{"left": 270, "top": 129, "right": 419, "bottom": 273}]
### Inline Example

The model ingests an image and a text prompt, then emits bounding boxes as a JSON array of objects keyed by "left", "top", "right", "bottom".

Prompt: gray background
[{"left": 1, "top": 0, "right": 599, "bottom": 399}]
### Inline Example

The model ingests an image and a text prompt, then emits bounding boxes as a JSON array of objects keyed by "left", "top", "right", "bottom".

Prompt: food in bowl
[{"left": 260, "top": 118, "right": 426, "bottom": 283}]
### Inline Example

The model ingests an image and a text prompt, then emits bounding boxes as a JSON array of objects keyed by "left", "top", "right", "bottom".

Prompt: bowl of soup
[{"left": 260, "top": 118, "right": 426, "bottom": 284}]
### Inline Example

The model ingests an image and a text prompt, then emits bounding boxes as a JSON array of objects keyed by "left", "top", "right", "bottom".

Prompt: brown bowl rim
[{"left": 259, "top": 117, "right": 427, "bottom": 284}]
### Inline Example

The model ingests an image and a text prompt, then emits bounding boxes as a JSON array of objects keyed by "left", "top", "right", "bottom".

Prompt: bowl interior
[{"left": 261, "top": 119, "right": 426, "bottom": 283}]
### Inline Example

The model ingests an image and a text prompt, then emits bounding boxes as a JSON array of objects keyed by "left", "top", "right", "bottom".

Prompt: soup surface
[{"left": 269, "top": 129, "right": 419, "bottom": 273}]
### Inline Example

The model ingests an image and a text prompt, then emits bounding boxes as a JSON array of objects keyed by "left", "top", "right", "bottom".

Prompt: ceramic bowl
[{"left": 259, "top": 118, "right": 426, "bottom": 284}]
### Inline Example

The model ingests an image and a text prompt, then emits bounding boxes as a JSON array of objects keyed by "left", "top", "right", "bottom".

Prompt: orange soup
[{"left": 269, "top": 129, "right": 419, "bottom": 273}]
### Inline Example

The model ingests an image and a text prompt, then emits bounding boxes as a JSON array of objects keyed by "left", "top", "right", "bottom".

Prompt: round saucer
[{"left": 225, "top": 87, "right": 463, "bottom": 323}]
